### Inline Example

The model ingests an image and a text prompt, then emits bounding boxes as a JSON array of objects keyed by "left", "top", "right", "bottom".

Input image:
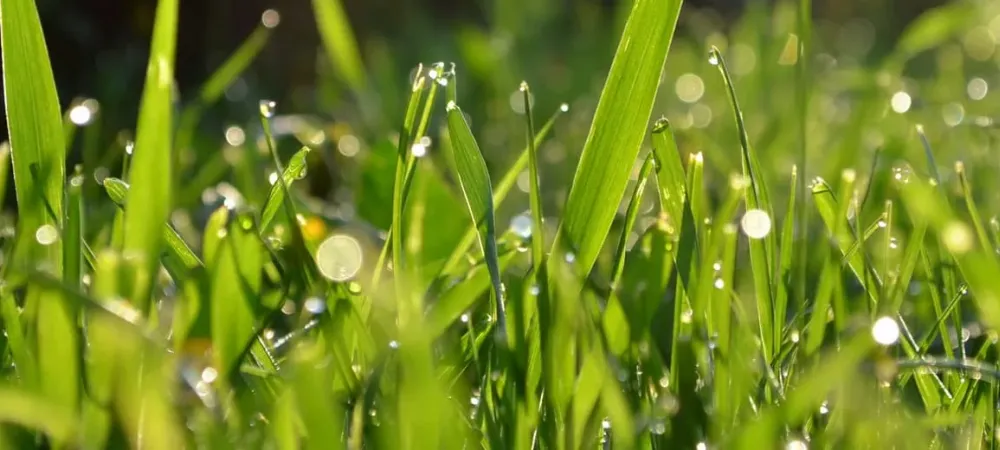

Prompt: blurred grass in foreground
[{"left": 5, "top": 0, "right": 1000, "bottom": 448}]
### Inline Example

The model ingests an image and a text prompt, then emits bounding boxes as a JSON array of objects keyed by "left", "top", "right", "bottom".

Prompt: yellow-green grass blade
[
  {"left": 520, "top": 82, "right": 546, "bottom": 275},
  {"left": 956, "top": 161, "right": 992, "bottom": 255},
  {"left": 311, "top": 0, "right": 366, "bottom": 93},
  {"left": 122, "top": 0, "right": 178, "bottom": 311},
  {"left": 651, "top": 118, "right": 686, "bottom": 224},
  {"left": 795, "top": 0, "right": 811, "bottom": 322},
  {"left": 440, "top": 104, "right": 565, "bottom": 276},
  {"left": 209, "top": 214, "right": 260, "bottom": 376},
  {"left": 444, "top": 98, "right": 505, "bottom": 329},
  {"left": 710, "top": 46, "right": 778, "bottom": 360},
  {"left": 426, "top": 249, "right": 518, "bottom": 337},
  {"left": 0, "top": 143, "right": 9, "bottom": 209},
  {"left": 775, "top": 165, "right": 797, "bottom": 347},
  {"left": 0, "top": 0, "right": 65, "bottom": 272},
  {"left": 176, "top": 17, "right": 276, "bottom": 158},
  {"left": 810, "top": 176, "right": 882, "bottom": 303},
  {"left": 552, "top": 0, "right": 682, "bottom": 276},
  {"left": 0, "top": 387, "right": 77, "bottom": 444}
]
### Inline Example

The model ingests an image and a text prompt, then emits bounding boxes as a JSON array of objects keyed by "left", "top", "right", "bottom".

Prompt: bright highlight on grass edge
[{"left": 871, "top": 316, "right": 901, "bottom": 346}]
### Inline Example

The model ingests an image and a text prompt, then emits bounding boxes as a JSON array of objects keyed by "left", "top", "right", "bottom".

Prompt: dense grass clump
[{"left": 4, "top": 0, "right": 1000, "bottom": 448}]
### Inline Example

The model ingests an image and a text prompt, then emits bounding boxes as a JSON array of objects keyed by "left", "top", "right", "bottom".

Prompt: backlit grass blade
[
  {"left": 553, "top": 0, "right": 682, "bottom": 276},
  {"left": 441, "top": 104, "right": 565, "bottom": 276},
  {"left": 775, "top": 165, "right": 797, "bottom": 345},
  {"left": 426, "top": 249, "right": 517, "bottom": 336},
  {"left": 312, "top": 0, "right": 366, "bottom": 93},
  {"left": 123, "top": 0, "right": 179, "bottom": 311},
  {"left": 444, "top": 98, "right": 505, "bottom": 328},
  {"left": 810, "top": 176, "right": 882, "bottom": 301},
  {"left": 0, "top": 143, "right": 9, "bottom": 208},
  {"left": 259, "top": 147, "right": 311, "bottom": 231},
  {"left": 0, "top": 0, "right": 66, "bottom": 271},
  {"left": 520, "top": 82, "right": 546, "bottom": 273},
  {"left": 710, "top": 46, "right": 777, "bottom": 360},
  {"left": 210, "top": 224, "right": 259, "bottom": 376},
  {"left": 0, "top": 287, "right": 32, "bottom": 385},
  {"left": 651, "top": 118, "right": 686, "bottom": 223},
  {"left": 176, "top": 17, "right": 276, "bottom": 156},
  {"left": 956, "top": 161, "right": 992, "bottom": 254},
  {"left": 102, "top": 178, "right": 203, "bottom": 272}
]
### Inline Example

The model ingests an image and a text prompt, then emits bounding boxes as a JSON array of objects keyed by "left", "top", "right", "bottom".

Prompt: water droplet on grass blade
[
  {"left": 304, "top": 297, "right": 325, "bottom": 314},
  {"left": 943, "top": 221, "right": 974, "bottom": 254},
  {"left": 786, "top": 439, "right": 808, "bottom": 450},
  {"left": 259, "top": 100, "right": 277, "bottom": 118},
  {"left": 315, "top": 234, "right": 364, "bottom": 282},
  {"left": 740, "top": 209, "right": 772, "bottom": 239},
  {"left": 708, "top": 49, "right": 720, "bottom": 65},
  {"left": 261, "top": 9, "right": 280, "bottom": 28},
  {"left": 510, "top": 213, "right": 533, "bottom": 239}
]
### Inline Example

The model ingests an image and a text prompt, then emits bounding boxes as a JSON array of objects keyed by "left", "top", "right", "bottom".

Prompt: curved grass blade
[
  {"left": 553, "top": 0, "right": 682, "bottom": 276},
  {"left": 444, "top": 98, "right": 505, "bottom": 329},
  {"left": 710, "top": 46, "right": 777, "bottom": 359},
  {"left": 1, "top": 0, "right": 66, "bottom": 272},
  {"left": 259, "top": 146, "right": 311, "bottom": 232},
  {"left": 312, "top": 0, "right": 366, "bottom": 93},
  {"left": 122, "top": 0, "right": 179, "bottom": 311},
  {"left": 441, "top": 104, "right": 565, "bottom": 276},
  {"left": 102, "top": 178, "right": 203, "bottom": 272}
]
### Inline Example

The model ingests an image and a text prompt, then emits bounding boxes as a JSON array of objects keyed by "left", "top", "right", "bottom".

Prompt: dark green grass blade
[
  {"left": 553, "top": 0, "right": 682, "bottom": 276},
  {"left": 710, "top": 46, "right": 778, "bottom": 360},
  {"left": 122, "top": 0, "right": 178, "bottom": 310},
  {"left": 0, "top": 0, "right": 66, "bottom": 271},
  {"left": 311, "top": 0, "right": 365, "bottom": 92},
  {"left": 444, "top": 98, "right": 505, "bottom": 329}
]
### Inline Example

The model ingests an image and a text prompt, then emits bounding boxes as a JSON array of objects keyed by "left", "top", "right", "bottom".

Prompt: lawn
[{"left": 2, "top": 0, "right": 1000, "bottom": 448}]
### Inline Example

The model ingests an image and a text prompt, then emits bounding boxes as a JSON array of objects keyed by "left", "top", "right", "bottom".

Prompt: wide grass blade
[
  {"left": 444, "top": 95, "right": 505, "bottom": 329},
  {"left": 122, "top": 0, "right": 179, "bottom": 311},
  {"left": 0, "top": 0, "right": 66, "bottom": 271},
  {"left": 0, "top": 387, "right": 77, "bottom": 444},
  {"left": 553, "top": 0, "right": 682, "bottom": 276}
]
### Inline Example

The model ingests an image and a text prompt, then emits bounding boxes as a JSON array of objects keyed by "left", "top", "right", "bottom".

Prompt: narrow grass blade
[
  {"left": 311, "top": 0, "right": 366, "bottom": 93},
  {"left": 710, "top": 46, "right": 777, "bottom": 359},
  {"left": 444, "top": 98, "right": 505, "bottom": 328},
  {"left": 0, "top": 287, "right": 33, "bottom": 385},
  {"left": 0, "top": 143, "right": 9, "bottom": 208},
  {"left": 775, "top": 165, "right": 798, "bottom": 344},
  {"left": 176, "top": 18, "right": 276, "bottom": 155},
  {"left": 520, "top": 82, "right": 546, "bottom": 274},
  {"left": 122, "top": 0, "right": 178, "bottom": 311},
  {"left": 0, "top": 0, "right": 66, "bottom": 270},
  {"left": 956, "top": 161, "right": 992, "bottom": 254},
  {"left": 553, "top": 0, "right": 682, "bottom": 276},
  {"left": 259, "top": 147, "right": 311, "bottom": 231},
  {"left": 426, "top": 250, "right": 517, "bottom": 336}
]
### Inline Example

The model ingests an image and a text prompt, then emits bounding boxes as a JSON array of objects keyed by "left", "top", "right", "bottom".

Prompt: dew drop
[
  {"left": 35, "top": 224, "right": 58, "bottom": 246},
  {"left": 528, "top": 285, "right": 540, "bottom": 296},
  {"left": 943, "top": 221, "right": 973, "bottom": 254},
  {"left": 315, "top": 234, "right": 364, "bottom": 282},
  {"left": 259, "top": 100, "right": 277, "bottom": 118},
  {"left": 261, "top": 9, "right": 281, "bottom": 28},
  {"left": 740, "top": 209, "right": 772, "bottom": 239},
  {"left": 388, "top": 340, "right": 399, "bottom": 349},
  {"left": 510, "top": 213, "right": 533, "bottom": 239},
  {"left": 200, "top": 367, "right": 219, "bottom": 384},
  {"left": 564, "top": 252, "right": 576, "bottom": 263},
  {"left": 871, "top": 316, "right": 900, "bottom": 345},
  {"left": 446, "top": 101, "right": 458, "bottom": 112},
  {"left": 304, "top": 297, "right": 326, "bottom": 315},
  {"left": 560, "top": 103, "right": 570, "bottom": 112},
  {"left": 410, "top": 143, "right": 427, "bottom": 158},
  {"left": 786, "top": 439, "right": 808, "bottom": 450},
  {"left": 708, "top": 50, "right": 720, "bottom": 66}
]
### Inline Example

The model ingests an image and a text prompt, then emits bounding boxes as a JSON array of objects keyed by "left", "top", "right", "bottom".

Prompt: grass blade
[
  {"left": 651, "top": 118, "right": 686, "bottom": 223},
  {"left": 710, "top": 47, "right": 778, "bottom": 360},
  {"left": 553, "top": 0, "right": 682, "bottom": 275},
  {"left": 0, "top": 0, "right": 65, "bottom": 271},
  {"left": 311, "top": 0, "right": 365, "bottom": 93},
  {"left": 259, "top": 147, "right": 311, "bottom": 232},
  {"left": 444, "top": 97, "right": 505, "bottom": 329},
  {"left": 0, "top": 387, "right": 77, "bottom": 444},
  {"left": 122, "top": 0, "right": 179, "bottom": 311},
  {"left": 520, "top": 82, "right": 546, "bottom": 274}
]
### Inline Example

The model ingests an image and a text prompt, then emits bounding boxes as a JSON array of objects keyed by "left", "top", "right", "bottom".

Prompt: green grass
[{"left": 5, "top": 0, "right": 1000, "bottom": 448}]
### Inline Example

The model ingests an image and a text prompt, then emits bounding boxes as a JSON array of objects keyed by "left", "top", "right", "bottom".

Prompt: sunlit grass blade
[
  {"left": 122, "top": 0, "right": 179, "bottom": 311},
  {"left": 775, "top": 164, "right": 798, "bottom": 346},
  {"left": 441, "top": 104, "right": 565, "bottom": 276},
  {"left": 426, "top": 250, "right": 517, "bottom": 336},
  {"left": 0, "top": 143, "right": 10, "bottom": 209},
  {"left": 710, "top": 46, "right": 777, "bottom": 360},
  {"left": 553, "top": 0, "right": 682, "bottom": 276},
  {"left": 259, "top": 147, "right": 311, "bottom": 231},
  {"left": 176, "top": 15, "right": 276, "bottom": 157},
  {"left": 311, "top": 0, "right": 366, "bottom": 93},
  {"left": 444, "top": 97, "right": 505, "bottom": 329},
  {"left": 0, "top": 287, "right": 33, "bottom": 386},
  {"left": 651, "top": 118, "right": 686, "bottom": 223},
  {"left": 520, "top": 82, "right": 546, "bottom": 274},
  {"left": 102, "top": 178, "right": 203, "bottom": 273},
  {"left": 810, "top": 175, "right": 882, "bottom": 301},
  {"left": 0, "top": 0, "right": 66, "bottom": 272},
  {"left": 956, "top": 161, "right": 992, "bottom": 254}
]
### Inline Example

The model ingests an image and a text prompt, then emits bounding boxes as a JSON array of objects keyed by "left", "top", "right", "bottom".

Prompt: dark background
[{"left": 33, "top": 0, "right": 942, "bottom": 116}]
